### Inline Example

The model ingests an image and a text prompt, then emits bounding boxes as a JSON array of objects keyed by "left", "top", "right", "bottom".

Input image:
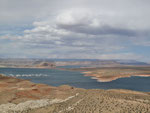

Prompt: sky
[{"left": 0, "top": 0, "right": 150, "bottom": 62}]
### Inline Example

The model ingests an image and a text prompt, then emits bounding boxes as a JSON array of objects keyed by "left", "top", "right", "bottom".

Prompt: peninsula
[{"left": 69, "top": 66, "right": 150, "bottom": 82}]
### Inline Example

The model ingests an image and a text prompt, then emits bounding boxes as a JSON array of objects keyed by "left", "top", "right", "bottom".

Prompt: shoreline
[
  {"left": 1, "top": 66, "right": 150, "bottom": 83},
  {"left": 83, "top": 72, "right": 150, "bottom": 82},
  {"left": 0, "top": 74, "right": 150, "bottom": 112}
]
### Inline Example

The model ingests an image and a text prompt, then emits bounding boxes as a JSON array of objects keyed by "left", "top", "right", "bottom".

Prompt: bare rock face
[
  {"left": 40, "top": 62, "right": 49, "bottom": 66},
  {"left": 36, "top": 62, "right": 56, "bottom": 68}
]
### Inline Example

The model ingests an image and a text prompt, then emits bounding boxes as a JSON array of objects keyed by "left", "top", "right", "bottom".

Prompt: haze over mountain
[{"left": 0, "top": 58, "right": 149, "bottom": 68}]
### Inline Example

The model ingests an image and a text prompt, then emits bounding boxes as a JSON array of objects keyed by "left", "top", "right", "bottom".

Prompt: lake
[{"left": 0, "top": 68, "right": 150, "bottom": 92}]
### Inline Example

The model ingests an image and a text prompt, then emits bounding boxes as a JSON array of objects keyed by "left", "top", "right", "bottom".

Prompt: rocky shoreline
[
  {"left": 83, "top": 72, "right": 150, "bottom": 82},
  {"left": 0, "top": 74, "right": 150, "bottom": 113}
]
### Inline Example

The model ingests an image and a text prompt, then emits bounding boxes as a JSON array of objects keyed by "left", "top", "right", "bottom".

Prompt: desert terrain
[
  {"left": 0, "top": 59, "right": 150, "bottom": 112},
  {"left": 0, "top": 74, "right": 150, "bottom": 113},
  {"left": 69, "top": 66, "right": 150, "bottom": 82},
  {"left": 0, "top": 58, "right": 149, "bottom": 69}
]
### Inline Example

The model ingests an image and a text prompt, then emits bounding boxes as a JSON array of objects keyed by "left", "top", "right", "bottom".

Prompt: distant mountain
[
  {"left": 0, "top": 58, "right": 149, "bottom": 68},
  {"left": 36, "top": 62, "right": 55, "bottom": 68},
  {"left": 115, "top": 60, "right": 149, "bottom": 65}
]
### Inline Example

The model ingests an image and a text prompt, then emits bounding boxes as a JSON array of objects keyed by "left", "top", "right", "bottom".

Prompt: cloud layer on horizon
[{"left": 0, "top": 0, "right": 150, "bottom": 61}]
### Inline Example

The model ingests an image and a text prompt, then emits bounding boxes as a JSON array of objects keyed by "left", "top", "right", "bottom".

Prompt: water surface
[{"left": 0, "top": 68, "right": 150, "bottom": 92}]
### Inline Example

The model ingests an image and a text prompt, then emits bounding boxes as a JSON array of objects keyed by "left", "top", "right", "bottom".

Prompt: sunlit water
[{"left": 0, "top": 68, "right": 150, "bottom": 92}]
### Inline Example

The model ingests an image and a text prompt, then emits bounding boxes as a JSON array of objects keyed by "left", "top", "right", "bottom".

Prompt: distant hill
[
  {"left": 115, "top": 60, "right": 149, "bottom": 65},
  {"left": 0, "top": 58, "right": 149, "bottom": 68},
  {"left": 36, "top": 62, "right": 55, "bottom": 68}
]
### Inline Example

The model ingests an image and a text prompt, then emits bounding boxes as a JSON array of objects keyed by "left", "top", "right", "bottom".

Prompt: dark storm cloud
[{"left": 57, "top": 23, "right": 137, "bottom": 36}]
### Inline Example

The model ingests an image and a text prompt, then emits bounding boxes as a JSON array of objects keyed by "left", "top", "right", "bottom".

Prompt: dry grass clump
[{"left": 28, "top": 89, "right": 150, "bottom": 113}]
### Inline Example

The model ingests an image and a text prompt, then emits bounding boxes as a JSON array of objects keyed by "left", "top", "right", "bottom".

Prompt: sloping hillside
[{"left": 0, "top": 74, "right": 149, "bottom": 113}]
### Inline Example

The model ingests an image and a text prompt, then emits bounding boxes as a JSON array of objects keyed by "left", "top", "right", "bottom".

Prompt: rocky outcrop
[{"left": 36, "top": 62, "right": 56, "bottom": 68}]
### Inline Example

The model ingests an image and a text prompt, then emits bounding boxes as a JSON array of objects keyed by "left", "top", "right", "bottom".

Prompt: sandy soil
[
  {"left": 0, "top": 74, "right": 150, "bottom": 113},
  {"left": 79, "top": 66, "right": 150, "bottom": 82}
]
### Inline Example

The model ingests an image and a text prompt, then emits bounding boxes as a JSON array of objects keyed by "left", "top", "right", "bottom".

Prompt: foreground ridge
[
  {"left": 0, "top": 74, "right": 150, "bottom": 113},
  {"left": 0, "top": 93, "right": 79, "bottom": 113}
]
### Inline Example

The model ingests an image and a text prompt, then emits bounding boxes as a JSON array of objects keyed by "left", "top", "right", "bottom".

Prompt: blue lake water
[{"left": 0, "top": 68, "right": 150, "bottom": 92}]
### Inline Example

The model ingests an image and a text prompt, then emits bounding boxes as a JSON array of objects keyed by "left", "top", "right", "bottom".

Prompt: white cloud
[{"left": 0, "top": 0, "right": 150, "bottom": 61}]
